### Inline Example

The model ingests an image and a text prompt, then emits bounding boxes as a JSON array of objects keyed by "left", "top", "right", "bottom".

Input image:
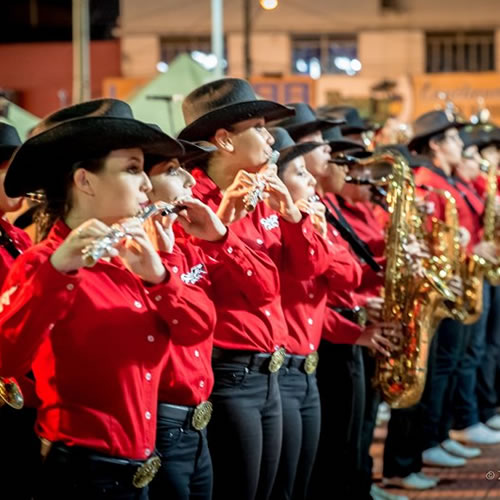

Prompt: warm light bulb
[{"left": 260, "top": 0, "right": 278, "bottom": 10}]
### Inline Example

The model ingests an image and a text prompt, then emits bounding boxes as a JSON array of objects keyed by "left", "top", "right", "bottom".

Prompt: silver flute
[
  {"left": 243, "top": 150, "right": 280, "bottom": 212},
  {"left": 81, "top": 201, "right": 183, "bottom": 267}
]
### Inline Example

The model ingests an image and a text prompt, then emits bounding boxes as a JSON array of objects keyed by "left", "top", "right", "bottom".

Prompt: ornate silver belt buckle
[
  {"left": 304, "top": 351, "right": 319, "bottom": 374},
  {"left": 269, "top": 347, "right": 286, "bottom": 373},
  {"left": 192, "top": 401, "right": 213, "bottom": 431},
  {"left": 132, "top": 455, "right": 162, "bottom": 488}
]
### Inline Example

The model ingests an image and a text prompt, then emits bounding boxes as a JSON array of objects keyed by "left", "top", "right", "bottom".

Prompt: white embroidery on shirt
[
  {"left": 0, "top": 285, "right": 18, "bottom": 313},
  {"left": 181, "top": 264, "right": 207, "bottom": 285},
  {"left": 260, "top": 214, "right": 279, "bottom": 231}
]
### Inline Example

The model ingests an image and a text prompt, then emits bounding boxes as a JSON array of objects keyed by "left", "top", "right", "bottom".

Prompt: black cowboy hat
[
  {"left": 316, "top": 106, "right": 370, "bottom": 135},
  {"left": 0, "top": 123, "right": 22, "bottom": 165},
  {"left": 407, "top": 109, "right": 467, "bottom": 153},
  {"left": 5, "top": 99, "right": 184, "bottom": 197},
  {"left": 461, "top": 125, "right": 500, "bottom": 151},
  {"left": 272, "top": 103, "right": 344, "bottom": 141},
  {"left": 322, "top": 125, "right": 365, "bottom": 154},
  {"left": 177, "top": 78, "right": 295, "bottom": 142},
  {"left": 269, "top": 127, "right": 323, "bottom": 170}
]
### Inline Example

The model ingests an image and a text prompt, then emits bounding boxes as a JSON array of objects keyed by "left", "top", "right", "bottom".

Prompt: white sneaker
[
  {"left": 371, "top": 484, "right": 409, "bottom": 500},
  {"left": 382, "top": 472, "right": 437, "bottom": 490},
  {"left": 422, "top": 446, "right": 466, "bottom": 467},
  {"left": 485, "top": 415, "right": 500, "bottom": 431},
  {"left": 441, "top": 438, "right": 481, "bottom": 458},
  {"left": 416, "top": 472, "right": 440, "bottom": 485},
  {"left": 450, "top": 423, "right": 500, "bottom": 445}
]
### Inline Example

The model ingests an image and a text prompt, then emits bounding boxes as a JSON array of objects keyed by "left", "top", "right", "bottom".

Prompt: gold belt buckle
[
  {"left": 192, "top": 401, "right": 213, "bottom": 431},
  {"left": 304, "top": 351, "right": 319, "bottom": 374},
  {"left": 132, "top": 455, "right": 162, "bottom": 489},
  {"left": 269, "top": 347, "right": 286, "bottom": 373}
]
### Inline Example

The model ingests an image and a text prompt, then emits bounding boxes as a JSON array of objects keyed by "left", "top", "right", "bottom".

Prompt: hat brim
[
  {"left": 285, "top": 119, "right": 345, "bottom": 141},
  {"left": 0, "top": 145, "right": 18, "bottom": 166},
  {"left": 408, "top": 122, "right": 466, "bottom": 152},
  {"left": 340, "top": 124, "right": 370, "bottom": 135},
  {"left": 327, "top": 138, "right": 366, "bottom": 154},
  {"left": 5, "top": 117, "right": 184, "bottom": 197},
  {"left": 277, "top": 141, "right": 324, "bottom": 168},
  {"left": 178, "top": 100, "right": 295, "bottom": 142}
]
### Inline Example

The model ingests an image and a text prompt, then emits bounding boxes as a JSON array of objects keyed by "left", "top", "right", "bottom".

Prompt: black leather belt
[
  {"left": 157, "top": 402, "right": 213, "bottom": 431},
  {"left": 330, "top": 305, "right": 367, "bottom": 327},
  {"left": 282, "top": 353, "right": 319, "bottom": 374},
  {"left": 212, "top": 347, "right": 286, "bottom": 373},
  {"left": 48, "top": 442, "right": 161, "bottom": 489}
]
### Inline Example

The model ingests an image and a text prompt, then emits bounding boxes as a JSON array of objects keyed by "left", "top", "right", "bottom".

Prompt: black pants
[
  {"left": 149, "top": 404, "right": 213, "bottom": 500},
  {"left": 0, "top": 405, "right": 40, "bottom": 500},
  {"left": 308, "top": 342, "right": 367, "bottom": 500},
  {"left": 271, "top": 358, "right": 321, "bottom": 500},
  {"left": 35, "top": 443, "right": 150, "bottom": 500},
  {"left": 208, "top": 355, "right": 282, "bottom": 500}
]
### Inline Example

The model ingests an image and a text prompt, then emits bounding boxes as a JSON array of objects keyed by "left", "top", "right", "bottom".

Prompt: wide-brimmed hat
[
  {"left": 317, "top": 106, "right": 370, "bottom": 135},
  {"left": 272, "top": 103, "right": 344, "bottom": 141},
  {"left": 407, "top": 110, "right": 466, "bottom": 153},
  {"left": 460, "top": 125, "right": 500, "bottom": 151},
  {"left": 322, "top": 125, "right": 365, "bottom": 153},
  {"left": 269, "top": 127, "right": 323, "bottom": 170},
  {"left": 5, "top": 98, "right": 184, "bottom": 197},
  {"left": 0, "top": 123, "right": 22, "bottom": 166},
  {"left": 178, "top": 78, "right": 295, "bottom": 142}
]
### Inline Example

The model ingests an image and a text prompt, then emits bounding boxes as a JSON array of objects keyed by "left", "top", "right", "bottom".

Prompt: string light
[{"left": 260, "top": 0, "right": 279, "bottom": 10}]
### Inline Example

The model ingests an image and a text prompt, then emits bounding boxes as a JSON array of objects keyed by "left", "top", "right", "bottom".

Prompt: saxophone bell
[{"left": 0, "top": 377, "right": 24, "bottom": 410}]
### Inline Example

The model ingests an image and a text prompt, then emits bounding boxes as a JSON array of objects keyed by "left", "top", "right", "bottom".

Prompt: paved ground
[{"left": 371, "top": 425, "right": 500, "bottom": 499}]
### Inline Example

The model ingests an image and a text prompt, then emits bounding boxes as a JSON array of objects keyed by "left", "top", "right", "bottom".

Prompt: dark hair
[
  {"left": 34, "top": 156, "right": 106, "bottom": 241},
  {"left": 416, "top": 131, "right": 446, "bottom": 156}
]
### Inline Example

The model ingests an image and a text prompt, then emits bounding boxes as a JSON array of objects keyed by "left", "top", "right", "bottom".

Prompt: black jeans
[
  {"left": 271, "top": 358, "right": 321, "bottom": 500},
  {"left": 0, "top": 405, "right": 40, "bottom": 500},
  {"left": 35, "top": 443, "right": 150, "bottom": 500},
  {"left": 208, "top": 355, "right": 282, "bottom": 500},
  {"left": 478, "top": 284, "right": 500, "bottom": 423},
  {"left": 308, "top": 342, "right": 367, "bottom": 500},
  {"left": 149, "top": 404, "right": 213, "bottom": 500},
  {"left": 420, "top": 318, "right": 465, "bottom": 449}
]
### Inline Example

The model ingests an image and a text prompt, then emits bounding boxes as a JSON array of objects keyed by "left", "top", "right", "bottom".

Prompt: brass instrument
[
  {"left": 366, "top": 151, "right": 456, "bottom": 408},
  {"left": 0, "top": 378, "right": 24, "bottom": 409},
  {"left": 81, "top": 202, "right": 184, "bottom": 267}
]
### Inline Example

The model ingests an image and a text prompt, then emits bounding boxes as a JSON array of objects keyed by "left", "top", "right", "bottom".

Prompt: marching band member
[
  {"left": 0, "top": 99, "right": 213, "bottom": 500},
  {"left": 177, "top": 78, "right": 332, "bottom": 500}
]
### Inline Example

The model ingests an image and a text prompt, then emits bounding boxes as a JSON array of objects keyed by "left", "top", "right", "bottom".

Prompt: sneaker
[
  {"left": 382, "top": 472, "right": 437, "bottom": 490},
  {"left": 422, "top": 446, "right": 466, "bottom": 467},
  {"left": 441, "top": 438, "right": 481, "bottom": 458},
  {"left": 371, "top": 484, "right": 409, "bottom": 500},
  {"left": 416, "top": 472, "right": 440, "bottom": 485},
  {"left": 485, "top": 415, "right": 500, "bottom": 431},
  {"left": 450, "top": 423, "right": 500, "bottom": 445}
]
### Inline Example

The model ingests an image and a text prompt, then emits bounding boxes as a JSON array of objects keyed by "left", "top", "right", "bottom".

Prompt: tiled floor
[{"left": 371, "top": 425, "right": 500, "bottom": 499}]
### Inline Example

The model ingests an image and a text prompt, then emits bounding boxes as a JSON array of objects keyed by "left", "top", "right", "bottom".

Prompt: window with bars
[
  {"left": 426, "top": 31, "right": 495, "bottom": 73},
  {"left": 291, "top": 34, "right": 359, "bottom": 77}
]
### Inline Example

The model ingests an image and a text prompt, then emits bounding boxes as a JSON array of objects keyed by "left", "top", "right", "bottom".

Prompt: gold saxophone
[
  {"left": 0, "top": 378, "right": 24, "bottom": 410},
  {"left": 357, "top": 152, "right": 456, "bottom": 408}
]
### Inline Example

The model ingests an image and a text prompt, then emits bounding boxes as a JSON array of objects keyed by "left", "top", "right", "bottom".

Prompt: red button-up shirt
[
  {"left": 158, "top": 228, "right": 278, "bottom": 405},
  {"left": 414, "top": 165, "right": 484, "bottom": 253},
  {"left": 0, "top": 220, "right": 216, "bottom": 460},
  {"left": 0, "top": 216, "right": 32, "bottom": 284},
  {"left": 191, "top": 168, "right": 331, "bottom": 352}
]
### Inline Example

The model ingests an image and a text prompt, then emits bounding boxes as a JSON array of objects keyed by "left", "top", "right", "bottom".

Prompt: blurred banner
[{"left": 413, "top": 73, "right": 500, "bottom": 123}]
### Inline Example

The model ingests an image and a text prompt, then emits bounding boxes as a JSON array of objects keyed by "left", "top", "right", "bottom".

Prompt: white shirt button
[
  {"left": 66, "top": 283, "right": 74, "bottom": 291},
  {"left": 256, "top": 238, "right": 263, "bottom": 245},
  {"left": 308, "top": 293, "right": 314, "bottom": 299},
  {"left": 172, "top": 266, "right": 179, "bottom": 274},
  {"left": 247, "top": 270, "right": 253, "bottom": 277},
  {"left": 309, "top": 249, "right": 315, "bottom": 255},
  {"left": 147, "top": 335, "right": 155, "bottom": 343},
  {"left": 303, "top": 228, "right": 307, "bottom": 234},
  {"left": 134, "top": 301, "right": 142, "bottom": 309},
  {"left": 155, "top": 295, "right": 162, "bottom": 302},
  {"left": 307, "top": 318, "right": 314, "bottom": 325},
  {"left": 48, "top": 323, "right": 55, "bottom": 330},
  {"left": 309, "top": 343, "right": 315, "bottom": 350},
  {"left": 145, "top": 448, "right": 151, "bottom": 457},
  {"left": 265, "top": 310, "right": 271, "bottom": 317},
  {"left": 194, "top": 350, "right": 200, "bottom": 358},
  {"left": 227, "top": 247, "right": 233, "bottom": 254},
  {"left": 172, "top": 319, "right": 179, "bottom": 325},
  {"left": 145, "top": 372, "right": 152, "bottom": 381},
  {"left": 199, "top": 380, "right": 205, "bottom": 388},
  {"left": 145, "top": 411, "right": 151, "bottom": 420},
  {"left": 333, "top": 230, "right": 339, "bottom": 237}
]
